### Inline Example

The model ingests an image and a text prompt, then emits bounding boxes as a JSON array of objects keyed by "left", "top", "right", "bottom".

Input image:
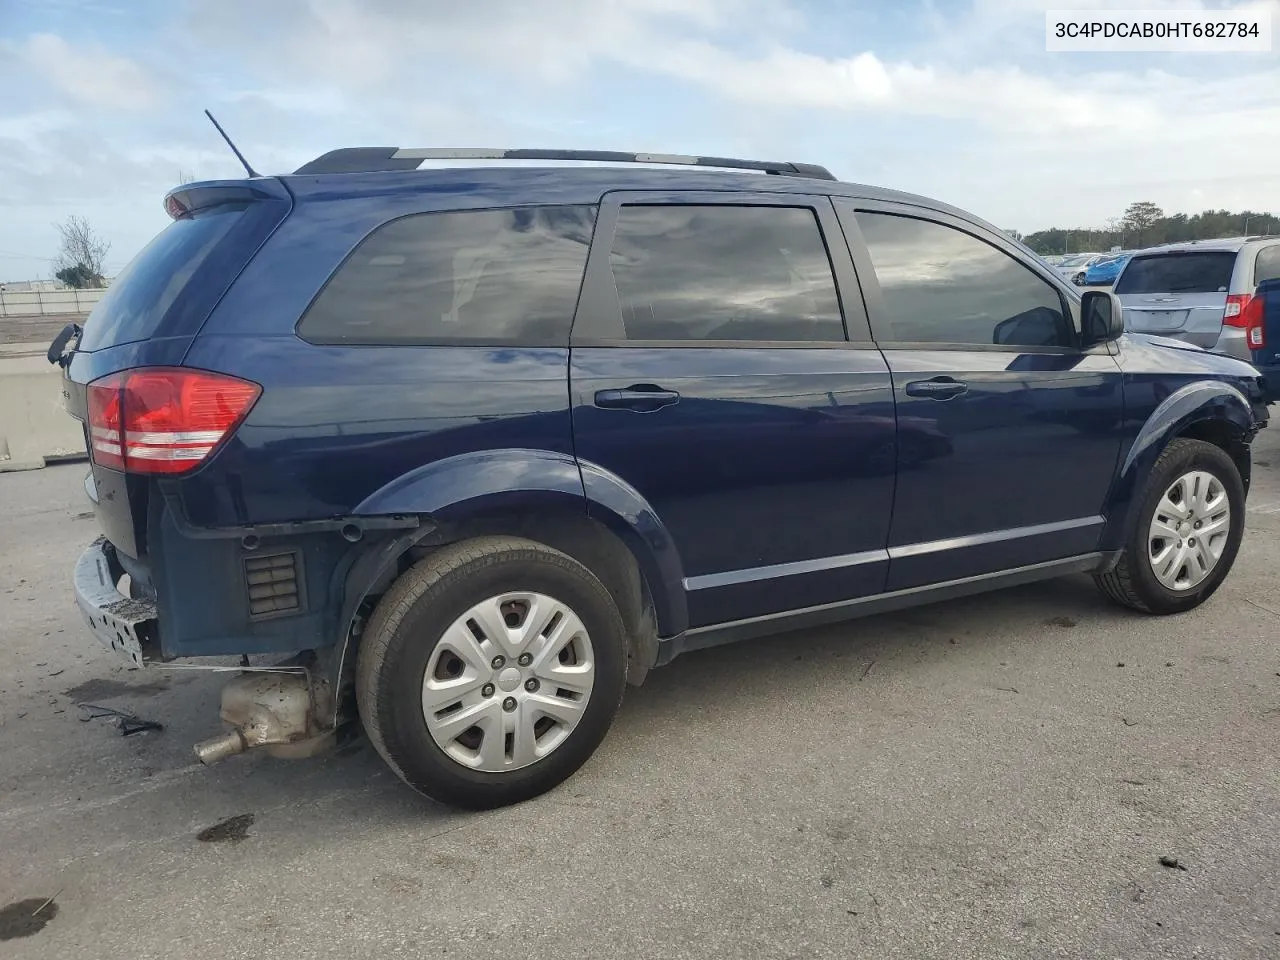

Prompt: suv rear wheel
[
  {"left": 356, "top": 536, "right": 627, "bottom": 809},
  {"left": 1094, "top": 438, "right": 1244, "bottom": 614}
]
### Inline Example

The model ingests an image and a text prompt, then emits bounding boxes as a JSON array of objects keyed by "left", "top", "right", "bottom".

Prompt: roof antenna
[{"left": 203, "top": 109, "right": 260, "bottom": 178}]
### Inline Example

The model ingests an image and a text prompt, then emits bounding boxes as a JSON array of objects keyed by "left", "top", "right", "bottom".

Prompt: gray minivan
[{"left": 1115, "top": 237, "right": 1280, "bottom": 359}]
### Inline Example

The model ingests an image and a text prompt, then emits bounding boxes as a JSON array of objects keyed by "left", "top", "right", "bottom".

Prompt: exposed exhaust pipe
[
  {"left": 194, "top": 731, "right": 247, "bottom": 765},
  {"left": 191, "top": 663, "right": 335, "bottom": 765}
]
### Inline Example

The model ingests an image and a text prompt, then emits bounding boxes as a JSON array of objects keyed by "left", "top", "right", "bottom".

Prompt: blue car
[
  {"left": 1084, "top": 252, "right": 1133, "bottom": 286},
  {"left": 54, "top": 147, "right": 1269, "bottom": 809}
]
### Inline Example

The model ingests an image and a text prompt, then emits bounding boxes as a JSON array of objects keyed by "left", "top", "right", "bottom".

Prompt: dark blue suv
[{"left": 58, "top": 148, "right": 1268, "bottom": 809}]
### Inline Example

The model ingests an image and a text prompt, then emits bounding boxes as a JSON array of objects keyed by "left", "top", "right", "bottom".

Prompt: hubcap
[
  {"left": 1147, "top": 470, "right": 1231, "bottom": 591},
  {"left": 421, "top": 592, "right": 595, "bottom": 772}
]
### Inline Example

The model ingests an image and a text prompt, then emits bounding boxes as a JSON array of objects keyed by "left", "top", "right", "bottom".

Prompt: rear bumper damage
[
  {"left": 74, "top": 537, "right": 343, "bottom": 764},
  {"left": 74, "top": 537, "right": 159, "bottom": 668}
]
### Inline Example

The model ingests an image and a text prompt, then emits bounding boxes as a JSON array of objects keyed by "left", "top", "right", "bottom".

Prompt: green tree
[
  {"left": 1122, "top": 201, "right": 1164, "bottom": 246},
  {"left": 52, "top": 215, "right": 110, "bottom": 288},
  {"left": 55, "top": 264, "right": 98, "bottom": 289}
]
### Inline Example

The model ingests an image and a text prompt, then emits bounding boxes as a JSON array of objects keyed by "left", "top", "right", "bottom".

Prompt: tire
[
  {"left": 1094, "top": 438, "right": 1245, "bottom": 615},
  {"left": 356, "top": 536, "right": 627, "bottom": 810}
]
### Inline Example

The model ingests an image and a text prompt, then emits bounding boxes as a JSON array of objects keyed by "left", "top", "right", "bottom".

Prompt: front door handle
[
  {"left": 594, "top": 385, "right": 681, "bottom": 412},
  {"left": 904, "top": 377, "right": 969, "bottom": 400}
]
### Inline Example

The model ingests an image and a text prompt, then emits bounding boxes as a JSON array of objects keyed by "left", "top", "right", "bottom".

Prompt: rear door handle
[
  {"left": 594, "top": 385, "right": 681, "bottom": 412},
  {"left": 904, "top": 377, "right": 968, "bottom": 400}
]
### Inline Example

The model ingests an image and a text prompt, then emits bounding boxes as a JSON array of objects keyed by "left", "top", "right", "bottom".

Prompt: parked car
[
  {"left": 1055, "top": 253, "right": 1102, "bottom": 286},
  {"left": 56, "top": 148, "right": 1268, "bottom": 810},
  {"left": 1083, "top": 252, "right": 1133, "bottom": 286},
  {"left": 1250, "top": 277, "right": 1280, "bottom": 403},
  {"left": 1114, "top": 237, "right": 1280, "bottom": 359}
]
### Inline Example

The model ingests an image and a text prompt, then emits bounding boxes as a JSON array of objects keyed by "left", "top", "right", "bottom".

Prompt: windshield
[
  {"left": 1060, "top": 254, "right": 1093, "bottom": 267},
  {"left": 1114, "top": 251, "right": 1236, "bottom": 295}
]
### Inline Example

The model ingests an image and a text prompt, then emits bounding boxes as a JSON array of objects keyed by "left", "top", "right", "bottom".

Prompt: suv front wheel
[
  {"left": 1095, "top": 438, "right": 1245, "bottom": 614},
  {"left": 356, "top": 537, "right": 627, "bottom": 809}
]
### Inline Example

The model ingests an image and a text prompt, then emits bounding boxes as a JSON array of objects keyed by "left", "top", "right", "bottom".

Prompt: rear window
[
  {"left": 298, "top": 206, "right": 597, "bottom": 345},
  {"left": 1115, "top": 252, "right": 1236, "bottom": 295},
  {"left": 78, "top": 206, "right": 245, "bottom": 352}
]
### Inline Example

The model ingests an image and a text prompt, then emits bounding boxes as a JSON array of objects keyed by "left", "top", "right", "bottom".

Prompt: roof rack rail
[{"left": 292, "top": 147, "right": 836, "bottom": 181}]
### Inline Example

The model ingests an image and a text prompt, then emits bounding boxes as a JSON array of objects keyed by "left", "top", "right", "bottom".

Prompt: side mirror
[{"left": 1080, "top": 290, "right": 1124, "bottom": 348}]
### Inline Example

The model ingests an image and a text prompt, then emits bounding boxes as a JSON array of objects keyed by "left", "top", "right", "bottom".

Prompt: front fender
[{"left": 1102, "top": 380, "right": 1257, "bottom": 551}]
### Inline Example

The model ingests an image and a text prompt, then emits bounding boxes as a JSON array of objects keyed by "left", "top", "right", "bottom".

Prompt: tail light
[
  {"left": 1224, "top": 294, "right": 1251, "bottom": 326},
  {"left": 1239, "top": 295, "right": 1266, "bottom": 350},
  {"left": 86, "top": 368, "right": 261, "bottom": 475}
]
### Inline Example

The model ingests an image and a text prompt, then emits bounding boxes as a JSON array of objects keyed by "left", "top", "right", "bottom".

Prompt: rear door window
[
  {"left": 78, "top": 206, "right": 245, "bottom": 352},
  {"left": 298, "top": 206, "right": 596, "bottom": 344},
  {"left": 1114, "top": 252, "right": 1236, "bottom": 294},
  {"left": 606, "top": 205, "right": 844, "bottom": 342}
]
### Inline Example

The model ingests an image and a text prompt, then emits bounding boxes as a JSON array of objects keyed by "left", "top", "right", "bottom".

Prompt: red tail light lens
[
  {"left": 86, "top": 368, "right": 261, "bottom": 474},
  {"left": 1224, "top": 294, "right": 1251, "bottom": 327},
  {"left": 1240, "top": 294, "right": 1265, "bottom": 350}
]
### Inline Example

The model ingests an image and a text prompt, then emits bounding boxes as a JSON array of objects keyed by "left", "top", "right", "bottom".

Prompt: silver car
[
  {"left": 1054, "top": 253, "right": 1102, "bottom": 286},
  {"left": 1115, "top": 237, "right": 1280, "bottom": 360}
]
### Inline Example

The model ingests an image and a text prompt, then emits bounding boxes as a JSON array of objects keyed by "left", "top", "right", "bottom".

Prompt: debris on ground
[
  {"left": 77, "top": 703, "right": 164, "bottom": 736},
  {"left": 1158, "top": 856, "right": 1188, "bottom": 871}
]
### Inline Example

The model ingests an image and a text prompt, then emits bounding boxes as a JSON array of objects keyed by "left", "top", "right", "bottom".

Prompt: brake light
[
  {"left": 1224, "top": 294, "right": 1251, "bottom": 326},
  {"left": 1240, "top": 294, "right": 1265, "bottom": 350},
  {"left": 86, "top": 368, "right": 261, "bottom": 474}
]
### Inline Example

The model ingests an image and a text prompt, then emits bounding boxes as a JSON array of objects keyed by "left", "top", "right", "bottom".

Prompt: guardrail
[{"left": 0, "top": 288, "right": 105, "bottom": 316}]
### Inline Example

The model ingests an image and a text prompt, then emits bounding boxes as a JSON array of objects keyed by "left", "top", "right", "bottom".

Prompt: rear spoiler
[{"left": 162, "top": 178, "right": 290, "bottom": 220}]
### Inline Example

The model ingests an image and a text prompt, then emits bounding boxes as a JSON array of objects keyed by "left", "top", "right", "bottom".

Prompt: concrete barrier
[
  {"left": 0, "top": 288, "right": 105, "bottom": 316},
  {"left": 0, "top": 346, "right": 87, "bottom": 472}
]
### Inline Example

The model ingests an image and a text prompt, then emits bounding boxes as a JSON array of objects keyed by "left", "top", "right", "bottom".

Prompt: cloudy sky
[{"left": 1, "top": 0, "right": 1277, "bottom": 280}]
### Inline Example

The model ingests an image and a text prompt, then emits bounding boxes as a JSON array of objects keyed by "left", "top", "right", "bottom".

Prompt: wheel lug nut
[
  {"left": 1194, "top": 521, "right": 1201, "bottom": 529},
  {"left": 491, "top": 655, "right": 506, "bottom": 669},
  {"left": 518, "top": 653, "right": 533, "bottom": 667},
  {"left": 502, "top": 697, "right": 517, "bottom": 712},
  {"left": 481, "top": 683, "right": 495, "bottom": 697},
  {"left": 1188, "top": 538, "right": 1196, "bottom": 546},
  {"left": 525, "top": 678, "right": 539, "bottom": 692}
]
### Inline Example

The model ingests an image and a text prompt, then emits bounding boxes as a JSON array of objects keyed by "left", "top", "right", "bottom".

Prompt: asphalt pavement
[{"left": 1, "top": 428, "right": 1279, "bottom": 959}]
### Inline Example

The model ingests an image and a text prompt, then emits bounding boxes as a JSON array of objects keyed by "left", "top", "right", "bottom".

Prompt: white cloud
[
  {"left": 22, "top": 33, "right": 158, "bottom": 110},
  {"left": 2, "top": 0, "right": 1278, "bottom": 269}
]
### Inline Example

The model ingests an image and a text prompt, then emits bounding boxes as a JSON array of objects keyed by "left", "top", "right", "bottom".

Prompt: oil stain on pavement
[
  {"left": 197, "top": 812, "right": 255, "bottom": 844},
  {"left": 0, "top": 898, "right": 59, "bottom": 940}
]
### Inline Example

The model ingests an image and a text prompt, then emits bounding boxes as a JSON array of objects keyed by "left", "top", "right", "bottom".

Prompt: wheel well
[
  {"left": 1176, "top": 419, "right": 1252, "bottom": 491},
  {"left": 401, "top": 510, "right": 660, "bottom": 685}
]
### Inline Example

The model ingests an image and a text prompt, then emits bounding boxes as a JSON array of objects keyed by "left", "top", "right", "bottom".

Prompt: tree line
[{"left": 1018, "top": 202, "right": 1277, "bottom": 257}]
